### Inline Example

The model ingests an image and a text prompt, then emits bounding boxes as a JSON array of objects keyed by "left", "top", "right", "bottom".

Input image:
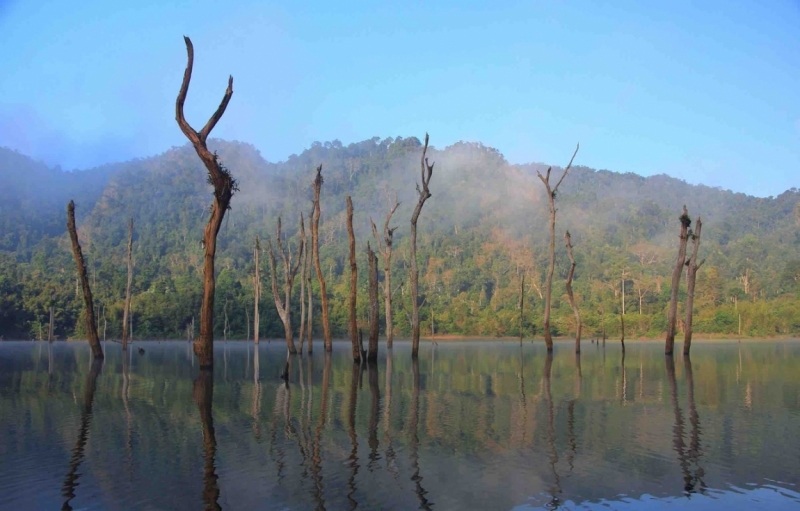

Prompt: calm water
[{"left": 0, "top": 340, "right": 798, "bottom": 510}]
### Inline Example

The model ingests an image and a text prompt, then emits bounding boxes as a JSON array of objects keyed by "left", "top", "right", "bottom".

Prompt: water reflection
[
  {"left": 410, "top": 358, "right": 433, "bottom": 510},
  {"left": 193, "top": 368, "right": 221, "bottom": 510},
  {"left": 543, "top": 353, "right": 561, "bottom": 509}
]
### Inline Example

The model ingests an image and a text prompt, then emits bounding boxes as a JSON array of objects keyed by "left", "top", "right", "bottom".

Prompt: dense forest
[{"left": 1, "top": 137, "right": 798, "bottom": 341}]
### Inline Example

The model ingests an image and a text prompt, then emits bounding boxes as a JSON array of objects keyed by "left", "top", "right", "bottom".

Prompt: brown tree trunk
[
  {"left": 298, "top": 220, "right": 307, "bottom": 354},
  {"left": 66, "top": 201, "right": 103, "bottom": 359},
  {"left": 266, "top": 217, "right": 303, "bottom": 355},
  {"left": 537, "top": 145, "right": 579, "bottom": 352},
  {"left": 666, "top": 206, "right": 691, "bottom": 356},
  {"left": 367, "top": 242, "right": 379, "bottom": 361},
  {"left": 411, "top": 134, "right": 435, "bottom": 359},
  {"left": 564, "top": 231, "right": 582, "bottom": 353},
  {"left": 346, "top": 196, "right": 360, "bottom": 362},
  {"left": 371, "top": 196, "right": 400, "bottom": 349},
  {"left": 306, "top": 224, "right": 314, "bottom": 353},
  {"left": 683, "top": 218, "right": 704, "bottom": 356},
  {"left": 175, "top": 36, "right": 235, "bottom": 368},
  {"left": 254, "top": 236, "right": 261, "bottom": 345},
  {"left": 620, "top": 311, "right": 625, "bottom": 354},
  {"left": 519, "top": 272, "right": 525, "bottom": 344},
  {"left": 121, "top": 218, "right": 133, "bottom": 351},
  {"left": 311, "top": 166, "right": 333, "bottom": 352}
]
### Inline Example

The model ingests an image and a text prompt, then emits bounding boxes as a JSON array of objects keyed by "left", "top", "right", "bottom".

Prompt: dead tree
[
  {"left": 683, "top": 218, "right": 704, "bottom": 356},
  {"left": 370, "top": 195, "right": 400, "bottom": 348},
  {"left": 411, "top": 133, "right": 435, "bottom": 359},
  {"left": 518, "top": 272, "right": 525, "bottom": 344},
  {"left": 253, "top": 236, "right": 261, "bottom": 344},
  {"left": 367, "top": 242, "right": 379, "bottom": 361},
  {"left": 121, "top": 218, "right": 134, "bottom": 351},
  {"left": 537, "top": 144, "right": 579, "bottom": 352},
  {"left": 306, "top": 207, "right": 314, "bottom": 353},
  {"left": 175, "top": 36, "right": 236, "bottom": 368},
  {"left": 346, "top": 196, "right": 360, "bottom": 363},
  {"left": 665, "top": 206, "right": 691, "bottom": 356},
  {"left": 266, "top": 217, "right": 304, "bottom": 355},
  {"left": 564, "top": 231, "right": 582, "bottom": 353},
  {"left": 620, "top": 311, "right": 626, "bottom": 354},
  {"left": 298, "top": 213, "right": 307, "bottom": 354},
  {"left": 311, "top": 166, "right": 333, "bottom": 352},
  {"left": 66, "top": 201, "right": 103, "bottom": 359}
]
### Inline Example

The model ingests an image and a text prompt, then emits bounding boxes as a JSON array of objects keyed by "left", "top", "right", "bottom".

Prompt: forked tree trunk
[
  {"left": 266, "top": 216, "right": 304, "bottom": 354},
  {"left": 253, "top": 236, "right": 261, "bottom": 344},
  {"left": 665, "top": 206, "right": 691, "bottom": 356},
  {"left": 536, "top": 144, "right": 579, "bottom": 351},
  {"left": 66, "top": 201, "right": 103, "bottom": 359},
  {"left": 371, "top": 196, "right": 400, "bottom": 349},
  {"left": 175, "top": 36, "right": 236, "bottom": 368},
  {"left": 311, "top": 166, "right": 333, "bottom": 352},
  {"left": 367, "top": 242, "right": 379, "bottom": 361},
  {"left": 121, "top": 218, "right": 134, "bottom": 351},
  {"left": 683, "top": 218, "right": 704, "bottom": 356},
  {"left": 564, "top": 231, "right": 582, "bottom": 353},
  {"left": 410, "top": 134, "right": 435, "bottom": 359},
  {"left": 346, "top": 196, "right": 360, "bottom": 363}
]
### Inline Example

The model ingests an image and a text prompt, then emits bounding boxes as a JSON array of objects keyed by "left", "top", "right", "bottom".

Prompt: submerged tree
[
  {"left": 266, "top": 216, "right": 304, "bottom": 355},
  {"left": 665, "top": 206, "right": 691, "bottom": 356},
  {"left": 298, "top": 214, "right": 307, "bottom": 354},
  {"left": 683, "top": 217, "right": 704, "bottom": 356},
  {"left": 411, "top": 134, "right": 435, "bottom": 359},
  {"left": 564, "top": 231, "right": 582, "bottom": 353},
  {"left": 253, "top": 236, "right": 261, "bottom": 345},
  {"left": 346, "top": 196, "right": 360, "bottom": 363},
  {"left": 66, "top": 201, "right": 103, "bottom": 359},
  {"left": 311, "top": 166, "right": 333, "bottom": 352},
  {"left": 121, "top": 217, "right": 134, "bottom": 351},
  {"left": 370, "top": 195, "right": 400, "bottom": 348},
  {"left": 175, "top": 36, "right": 236, "bottom": 368},
  {"left": 305, "top": 206, "right": 314, "bottom": 352},
  {"left": 367, "top": 242, "right": 379, "bottom": 361},
  {"left": 537, "top": 144, "right": 579, "bottom": 352}
]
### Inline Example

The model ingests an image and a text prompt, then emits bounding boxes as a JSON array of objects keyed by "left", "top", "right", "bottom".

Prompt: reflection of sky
[{"left": 0, "top": 340, "right": 799, "bottom": 510}]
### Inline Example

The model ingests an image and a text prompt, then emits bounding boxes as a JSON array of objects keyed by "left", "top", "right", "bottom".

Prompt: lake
[{"left": 0, "top": 340, "right": 798, "bottom": 510}]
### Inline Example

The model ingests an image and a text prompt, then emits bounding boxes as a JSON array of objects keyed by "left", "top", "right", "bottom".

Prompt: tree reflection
[
  {"left": 310, "top": 353, "right": 331, "bottom": 511},
  {"left": 193, "top": 368, "right": 221, "bottom": 511},
  {"left": 61, "top": 359, "right": 102, "bottom": 511},
  {"left": 684, "top": 356, "right": 706, "bottom": 494},
  {"left": 368, "top": 361, "right": 381, "bottom": 471},
  {"left": 410, "top": 358, "right": 433, "bottom": 510},
  {"left": 347, "top": 362, "right": 360, "bottom": 509},
  {"left": 544, "top": 353, "right": 561, "bottom": 509},
  {"left": 383, "top": 349, "right": 399, "bottom": 479}
]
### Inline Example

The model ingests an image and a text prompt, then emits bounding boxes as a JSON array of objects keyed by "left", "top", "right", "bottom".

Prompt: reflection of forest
[{"left": 0, "top": 341, "right": 798, "bottom": 510}]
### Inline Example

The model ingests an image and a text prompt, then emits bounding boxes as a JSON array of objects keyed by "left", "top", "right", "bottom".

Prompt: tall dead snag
[
  {"left": 537, "top": 144, "right": 579, "bottom": 352},
  {"left": 665, "top": 206, "right": 691, "bottom": 356},
  {"left": 66, "top": 201, "right": 103, "bottom": 359},
  {"left": 683, "top": 218, "right": 704, "bottom": 356},
  {"left": 121, "top": 217, "right": 133, "bottom": 351},
  {"left": 564, "top": 231, "right": 582, "bottom": 353},
  {"left": 411, "top": 133, "right": 435, "bottom": 359},
  {"left": 298, "top": 214, "right": 307, "bottom": 354},
  {"left": 311, "top": 166, "right": 333, "bottom": 352},
  {"left": 176, "top": 36, "right": 235, "bottom": 368},
  {"left": 370, "top": 195, "right": 400, "bottom": 349},
  {"left": 367, "top": 242, "right": 379, "bottom": 361},
  {"left": 253, "top": 236, "right": 261, "bottom": 344},
  {"left": 346, "top": 196, "right": 360, "bottom": 363},
  {"left": 266, "top": 217, "right": 304, "bottom": 354},
  {"left": 518, "top": 272, "right": 525, "bottom": 344},
  {"left": 306, "top": 207, "right": 314, "bottom": 353}
]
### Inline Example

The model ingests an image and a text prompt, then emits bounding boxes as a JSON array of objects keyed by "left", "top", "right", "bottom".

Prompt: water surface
[{"left": 0, "top": 340, "right": 798, "bottom": 510}]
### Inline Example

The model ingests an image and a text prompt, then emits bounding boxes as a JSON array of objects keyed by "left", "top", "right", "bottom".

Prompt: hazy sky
[{"left": 1, "top": 0, "right": 798, "bottom": 197}]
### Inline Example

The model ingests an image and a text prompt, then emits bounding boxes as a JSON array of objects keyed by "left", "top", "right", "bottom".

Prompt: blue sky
[{"left": 0, "top": 0, "right": 798, "bottom": 197}]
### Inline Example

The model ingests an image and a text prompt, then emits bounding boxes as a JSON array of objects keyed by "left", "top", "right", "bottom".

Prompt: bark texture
[
  {"left": 683, "top": 218, "right": 704, "bottom": 356},
  {"left": 536, "top": 144, "right": 579, "bottom": 351},
  {"left": 66, "top": 201, "right": 103, "bottom": 359},
  {"left": 665, "top": 206, "right": 691, "bottom": 355},
  {"left": 253, "top": 236, "right": 261, "bottom": 344},
  {"left": 370, "top": 195, "right": 400, "bottom": 348},
  {"left": 121, "top": 218, "right": 133, "bottom": 351},
  {"left": 367, "top": 242, "right": 379, "bottom": 361},
  {"left": 311, "top": 166, "right": 333, "bottom": 352},
  {"left": 266, "top": 217, "right": 303, "bottom": 354},
  {"left": 176, "top": 36, "right": 235, "bottom": 368},
  {"left": 411, "top": 134, "right": 435, "bottom": 359},
  {"left": 564, "top": 231, "right": 582, "bottom": 353},
  {"left": 298, "top": 214, "right": 307, "bottom": 353},
  {"left": 346, "top": 196, "right": 360, "bottom": 362}
]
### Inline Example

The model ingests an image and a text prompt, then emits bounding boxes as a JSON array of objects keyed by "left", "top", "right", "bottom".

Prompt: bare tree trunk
[
  {"left": 620, "top": 311, "right": 625, "bottom": 354},
  {"left": 298, "top": 221, "right": 307, "bottom": 354},
  {"left": 254, "top": 236, "right": 261, "bottom": 344},
  {"left": 564, "top": 231, "right": 582, "bottom": 353},
  {"left": 371, "top": 196, "right": 400, "bottom": 349},
  {"left": 519, "top": 272, "right": 525, "bottom": 344},
  {"left": 537, "top": 144, "right": 579, "bottom": 351},
  {"left": 175, "top": 36, "right": 236, "bottom": 368},
  {"left": 306, "top": 225, "right": 314, "bottom": 353},
  {"left": 601, "top": 308, "right": 606, "bottom": 345},
  {"left": 411, "top": 134, "right": 435, "bottom": 359},
  {"left": 311, "top": 166, "right": 333, "bottom": 352},
  {"left": 66, "top": 201, "right": 103, "bottom": 359},
  {"left": 367, "top": 242, "right": 379, "bottom": 361},
  {"left": 121, "top": 218, "right": 134, "bottom": 351},
  {"left": 346, "top": 196, "right": 360, "bottom": 363},
  {"left": 266, "top": 217, "right": 303, "bottom": 355},
  {"left": 48, "top": 306, "right": 54, "bottom": 343},
  {"left": 683, "top": 218, "right": 704, "bottom": 356},
  {"left": 666, "top": 206, "right": 691, "bottom": 356}
]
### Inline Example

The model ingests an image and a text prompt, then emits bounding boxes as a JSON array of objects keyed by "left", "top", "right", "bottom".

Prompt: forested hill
[{"left": 1, "top": 137, "right": 799, "bottom": 340}]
